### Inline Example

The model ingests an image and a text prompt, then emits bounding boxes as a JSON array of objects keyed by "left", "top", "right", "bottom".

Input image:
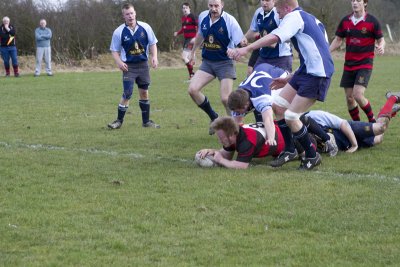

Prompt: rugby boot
[
  {"left": 386, "top": 91, "right": 400, "bottom": 103},
  {"left": 325, "top": 133, "right": 338, "bottom": 157},
  {"left": 298, "top": 152, "right": 322, "bottom": 170},
  {"left": 270, "top": 150, "right": 298, "bottom": 167},
  {"left": 142, "top": 120, "right": 160, "bottom": 128},
  {"left": 108, "top": 120, "right": 122, "bottom": 129}
]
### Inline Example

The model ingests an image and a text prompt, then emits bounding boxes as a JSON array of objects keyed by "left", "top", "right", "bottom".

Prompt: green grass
[{"left": 1, "top": 56, "right": 399, "bottom": 266}]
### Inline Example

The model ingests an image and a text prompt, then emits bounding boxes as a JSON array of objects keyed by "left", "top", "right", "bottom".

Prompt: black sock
[
  {"left": 277, "top": 119, "right": 295, "bottom": 153},
  {"left": 293, "top": 125, "right": 316, "bottom": 158},
  {"left": 253, "top": 110, "right": 263, "bottom": 123},
  {"left": 117, "top": 104, "right": 128, "bottom": 122},
  {"left": 198, "top": 96, "right": 218, "bottom": 121},
  {"left": 301, "top": 115, "right": 330, "bottom": 142},
  {"left": 139, "top": 100, "right": 150, "bottom": 124}
]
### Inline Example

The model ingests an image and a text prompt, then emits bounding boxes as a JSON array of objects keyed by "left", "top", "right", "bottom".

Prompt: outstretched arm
[
  {"left": 228, "top": 34, "right": 279, "bottom": 61},
  {"left": 213, "top": 151, "right": 249, "bottom": 169}
]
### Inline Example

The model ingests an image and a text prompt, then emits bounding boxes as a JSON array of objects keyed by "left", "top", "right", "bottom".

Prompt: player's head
[
  {"left": 208, "top": 0, "right": 224, "bottom": 18},
  {"left": 351, "top": 0, "right": 367, "bottom": 11},
  {"left": 261, "top": 0, "right": 275, "bottom": 13},
  {"left": 228, "top": 89, "right": 251, "bottom": 115},
  {"left": 182, "top": 3, "right": 191, "bottom": 15},
  {"left": 274, "top": 0, "right": 298, "bottom": 19},
  {"left": 211, "top": 117, "right": 240, "bottom": 146},
  {"left": 121, "top": 3, "right": 136, "bottom": 25}
]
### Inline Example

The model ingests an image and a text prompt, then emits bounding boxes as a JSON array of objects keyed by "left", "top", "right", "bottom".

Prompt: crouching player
[{"left": 197, "top": 116, "right": 285, "bottom": 169}]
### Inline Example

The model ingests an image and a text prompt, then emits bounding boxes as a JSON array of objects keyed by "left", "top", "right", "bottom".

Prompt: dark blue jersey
[
  {"left": 110, "top": 21, "right": 158, "bottom": 63},
  {"left": 250, "top": 7, "right": 291, "bottom": 59},
  {"left": 198, "top": 10, "right": 243, "bottom": 61}
]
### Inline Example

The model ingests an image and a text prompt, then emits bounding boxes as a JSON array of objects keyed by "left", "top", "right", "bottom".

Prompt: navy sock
[
  {"left": 302, "top": 115, "right": 330, "bottom": 142},
  {"left": 117, "top": 104, "right": 128, "bottom": 122},
  {"left": 253, "top": 110, "right": 263, "bottom": 123},
  {"left": 198, "top": 96, "right": 218, "bottom": 121},
  {"left": 277, "top": 119, "right": 295, "bottom": 153},
  {"left": 293, "top": 125, "right": 316, "bottom": 158},
  {"left": 139, "top": 100, "right": 150, "bottom": 124}
]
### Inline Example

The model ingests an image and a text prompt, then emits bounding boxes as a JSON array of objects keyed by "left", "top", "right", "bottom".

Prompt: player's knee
[
  {"left": 375, "top": 121, "right": 387, "bottom": 135},
  {"left": 123, "top": 81, "right": 134, "bottom": 100},
  {"left": 273, "top": 95, "right": 290, "bottom": 117},
  {"left": 284, "top": 109, "right": 302, "bottom": 121},
  {"left": 188, "top": 84, "right": 200, "bottom": 97},
  {"left": 374, "top": 135, "right": 383, "bottom": 145},
  {"left": 221, "top": 96, "right": 229, "bottom": 107}
]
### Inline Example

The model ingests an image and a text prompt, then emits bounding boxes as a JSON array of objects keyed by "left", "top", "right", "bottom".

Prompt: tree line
[{"left": 1, "top": 0, "right": 399, "bottom": 63}]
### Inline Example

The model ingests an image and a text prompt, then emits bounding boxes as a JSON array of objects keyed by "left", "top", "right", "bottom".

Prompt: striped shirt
[{"left": 335, "top": 13, "right": 383, "bottom": 71}]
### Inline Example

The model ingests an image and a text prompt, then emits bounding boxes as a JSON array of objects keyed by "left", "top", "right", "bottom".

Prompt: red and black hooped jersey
[
  {"left": 177, "top": 14, "right": 198, "bottom": 39},
  {"left": 335, "top": 13, "right": 383, "bottom": 71},
  {"left": 224, "top": 124, "right": 285, "bottom": 163}
]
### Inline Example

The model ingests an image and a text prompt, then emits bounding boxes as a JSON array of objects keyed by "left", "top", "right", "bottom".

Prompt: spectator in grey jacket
[{"left": 34, "top": 19, "right": 52, "bottom": 76}]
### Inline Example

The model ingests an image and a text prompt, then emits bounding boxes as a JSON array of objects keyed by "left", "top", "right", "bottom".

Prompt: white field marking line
[
  {"left": 0, "top": 141, "right": 192, "bottom": 163},
  {"left": 0, "top": 141, "right": 399, "bottom": 179},
  {"left": 314, "top": 170, "right": 400, "bottom": 183}
]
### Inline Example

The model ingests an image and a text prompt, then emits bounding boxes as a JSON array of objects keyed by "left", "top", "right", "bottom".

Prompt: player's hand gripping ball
[{"left": 194, "top": 151, "right": 217, "bottom": 168}]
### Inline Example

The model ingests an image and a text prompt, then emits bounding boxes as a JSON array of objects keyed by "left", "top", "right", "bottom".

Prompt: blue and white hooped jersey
[
  {"left": 198, "top": 10, "right": 244, "bottom": 61},
  {"left": 110, "top": 21, "right": 158, "bottom": 63},
  {"left": 232, "top": 63, "right": 288, "bottom": 117},
  {"left": 250, "top": 7, "right": 291, "bottom": 59},
  {"left": 271, "top": 7, "right": 334, "bottom": 78}
]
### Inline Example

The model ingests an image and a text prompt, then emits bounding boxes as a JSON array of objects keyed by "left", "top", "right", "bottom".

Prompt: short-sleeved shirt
[
  {"left": 271, "top": 7, "right": 334, "bottom": 78},
  {"left": 335, "top": 13, "right": 383, "bottom": 71},
  {"left": 197, "top": 10, "right": 244, "bottom": 61},
  {"left": 224, "top": 123, "right": 285, "bottom": 163},
  {"left": 110, "top": 21, "right": 158, "bottom": 63},
  {"left": 232, "top": 63, "right": 288, "bottom": 117},
  {"left": 250, "top": 7, "right": 292, "bottom": 59}
]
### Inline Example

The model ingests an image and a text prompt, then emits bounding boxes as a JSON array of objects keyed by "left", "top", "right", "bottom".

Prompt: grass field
[{"left": 1, "top": 56, "right": 399, "bottom": 266}]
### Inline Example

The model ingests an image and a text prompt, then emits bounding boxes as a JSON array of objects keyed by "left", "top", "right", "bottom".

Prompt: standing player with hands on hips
[
  {"left": 228, "top": 0, "right": 334, "bottom": 170},
  {"left": 108, "top": 3, "right": 160, "bottom": 130}
]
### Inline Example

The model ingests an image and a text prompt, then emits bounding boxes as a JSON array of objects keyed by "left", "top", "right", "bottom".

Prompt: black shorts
[
  {"left": 183, "top": 38, "right": 194, "bottom": 51},
  {"left": 340, "top": 69, "right": 372, "bottom": 88}
]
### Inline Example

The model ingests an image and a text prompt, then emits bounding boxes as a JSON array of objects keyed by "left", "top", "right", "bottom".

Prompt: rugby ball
[{"left": 194, "top": 152, "right": 217, "bottom": 168}]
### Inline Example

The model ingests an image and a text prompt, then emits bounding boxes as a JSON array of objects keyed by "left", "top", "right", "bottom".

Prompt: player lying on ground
[
  {"left": 301, "top": 92, "right": 400, "bottom": 152},
  {"left": 197, "top": 116, "right": 285, "bottom": 169}
]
